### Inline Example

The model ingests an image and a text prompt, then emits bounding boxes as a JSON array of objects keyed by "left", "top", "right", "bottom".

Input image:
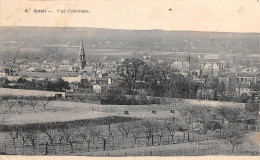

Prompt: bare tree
[
  {"left": 142, "top": 120, "right": 156, "bottom": 146},
  {"left": 9, "top": 130, "right": 18, "bottom": 154},
  {"left": 44, "top": 128, "right": 57, "bottom": 145},
  {"left": 117, "top": 122, "right": 132, "bottom": 141},
  {"left": 178, "top": 106, "right": 197, "bottom": 142},
  {"left": 91, "top": 125, "right": 102, "bottom": 144},
  {"left": 18, "top": 129, "right": 27, "bottom": 155},
  {"left": 98, "top": 129, "right": 114, "bottom": 151},
  {"left": 40, "top": 96, "right": 50, "bottom": 110},
  {"left": 27, "top": 96, "right": 38, "bottom": 110},
  {"left": 17, "top": 96, "right": 27, "bottom": 110},
  {"left": 56, "top": 129, "right": 65, "bottom": 146},
  {"left": 154, "top": 121, "right": 166, "bottom": 145},
  {"left": 223, "top": 123, "right": 246, "bottom": 152},
  {"left": 130, "top": 121, "right": 143, "bottom": 144},
  {"left": 0, "top": 96, "right": 7, "bottom": 105},
  {"left": 77, "top": 125, "right": 93, "bottom": 152},
  {"left": 25, "top": 130, "right": 38, "bottom": 154},
  {"left": 62, "top": 127, "right": 77, "bottom": 153},
  {"left": 6, "top": 96, "right": 16, "bottom": 111},
  {"left": 164, "top": 119, "right": 177, "bottom": 143}
]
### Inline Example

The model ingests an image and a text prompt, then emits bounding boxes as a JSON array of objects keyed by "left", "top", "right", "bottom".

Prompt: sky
[{"left": 0, "top": 0, "right": 259, "bottom": 33}]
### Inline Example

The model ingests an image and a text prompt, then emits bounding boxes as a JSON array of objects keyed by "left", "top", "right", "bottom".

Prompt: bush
[{"left": 245, "top": 103, "right": 259, "bottom": 113}]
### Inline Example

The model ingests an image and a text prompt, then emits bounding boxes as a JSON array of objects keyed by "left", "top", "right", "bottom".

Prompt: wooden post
[{"left": 45, "top": 142, "right": 48, "bottom": 155}]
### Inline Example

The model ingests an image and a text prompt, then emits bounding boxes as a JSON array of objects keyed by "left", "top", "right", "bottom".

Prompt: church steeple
[{"left": 77, "top": 41, "right": 86, "bottom": 69}]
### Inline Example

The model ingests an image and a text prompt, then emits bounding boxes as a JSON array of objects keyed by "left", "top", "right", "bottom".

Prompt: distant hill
[{"left": 0, "top": 27, "right": 259, "bottom": 54}]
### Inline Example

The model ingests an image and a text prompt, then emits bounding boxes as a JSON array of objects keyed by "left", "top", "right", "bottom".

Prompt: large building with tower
[{"left": 77, "top": 41, "right": 86, "bottom": 69}]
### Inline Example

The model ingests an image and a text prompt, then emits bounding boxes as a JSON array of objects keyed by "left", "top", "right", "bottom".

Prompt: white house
[
  {"left": 93, "top": 84, "right": 101, "bottom": 93},
  {"left": 0, "top": 70, "right": 6, "bottom": 79}
]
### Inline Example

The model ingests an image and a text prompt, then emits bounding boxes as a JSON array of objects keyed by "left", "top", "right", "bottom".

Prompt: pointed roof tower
[
  {"left": 79, "top": 40, "right": 85, "bottom": 56},
  {"left": 77, "top": 40, "right": 86, "bottom": 69}
]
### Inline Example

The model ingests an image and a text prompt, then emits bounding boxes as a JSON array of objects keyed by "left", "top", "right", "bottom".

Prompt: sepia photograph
[{"left": 0, "top": 0, "right": 259, "bottom": 159}]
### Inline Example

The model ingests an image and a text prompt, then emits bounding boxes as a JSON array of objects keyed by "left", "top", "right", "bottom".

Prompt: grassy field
[
  {"left": 0, "top": 99, "right": 257, "bottom": 156},
  {"left": 0, "top": 98, "right": 246, "bottom": 125}
]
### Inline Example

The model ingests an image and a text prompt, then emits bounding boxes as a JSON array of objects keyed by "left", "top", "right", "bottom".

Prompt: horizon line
[{"left": 0, "top": 26, "right": 259, "bottom": 34}]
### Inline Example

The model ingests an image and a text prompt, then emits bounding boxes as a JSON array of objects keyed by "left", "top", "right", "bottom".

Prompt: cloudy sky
[{"left": 0, "top": 0, "right": 259, "bottom": 33}]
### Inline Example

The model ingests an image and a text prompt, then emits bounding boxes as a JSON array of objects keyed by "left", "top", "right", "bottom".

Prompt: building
[
  {"left": 77, "top": 41, "right": 87, "bottom": 69},
  {"left": 198, "top": 54, "right": 219, "bottom": 60},
  {"left": 171, "top": 59, "right": 189, "bottom": 69},
  {"left": 234, "top": 84, "right": 251, "bottom": 96},
  {"left": 236, "top": 73, "right": 256, "bottom": 84},
  {"left": 0, "top": 69, "right": 6, "bottom": 79},
  {"left": 93, "top": 84, "right": 102, "bottom": 93}
]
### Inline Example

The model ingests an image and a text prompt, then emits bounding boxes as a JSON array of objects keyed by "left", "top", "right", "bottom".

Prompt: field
[{"left": 0, "top": 98, "right": 258, "bottom": 156}]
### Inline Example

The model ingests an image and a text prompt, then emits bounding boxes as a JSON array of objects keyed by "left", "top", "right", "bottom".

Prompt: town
[
  {"left": 0, "top": 41, "right": 259, "bottom": 104},
  {"left": 0, "top": 27, "right": 259, "bottom": 156}
]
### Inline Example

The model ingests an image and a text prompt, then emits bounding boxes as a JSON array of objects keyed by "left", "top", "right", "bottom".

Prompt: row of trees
[
  {"left": 0, "top": 96, "right": 51, "bottom": 111},
  {"left": 4, "top": 78, "right": 70, "bottom": 92},
  {"left": 4, "top": 115, "right": 250, "bottom": 155}
]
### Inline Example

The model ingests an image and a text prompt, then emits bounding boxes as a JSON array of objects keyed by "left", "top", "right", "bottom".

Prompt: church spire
[
  {"left": 79, "top": 40, "right": 85, "bottom": 56},
  {"left": 77, "top": 41, "right": 86, "bottom": 69}
]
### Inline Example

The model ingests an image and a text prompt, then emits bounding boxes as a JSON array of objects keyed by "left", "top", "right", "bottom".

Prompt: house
[
  {"left": 234, "top": 84, "right": 251, "bottom": 96},
  {"left": 66, "top": 83, "right": 79, "bottom": 93},
  {"left": 198, "top": 54, "right": 219, "bottom": 60},
  {"left": 192, "top": 75, "right": 205, "bottom": 84},
  {"left": 56, "top": 65, "right": 75, "bottom": 72},
  {"left": 0, "top": 69, "right": 6, "bottom": 79},
  {"left": 96, "top": 77, "right": 112, "bottom": 85},
  {"left": 171, "top": 59, "right": 189, "bottom": 69},
  {"left": 236, "top": 73, "right": 256, "bottom": 84},
  {"left": 6, "top": 76, "right": 22, "bottom": 82},
  {"left": 241, "top": 66, "right": 259, "bottom": 73},
  {"left": 62, "top": 74, "right": 81, "bottom": 83},
  {"left": 93, "top": 84, "right": 101, "bottom": 93}
]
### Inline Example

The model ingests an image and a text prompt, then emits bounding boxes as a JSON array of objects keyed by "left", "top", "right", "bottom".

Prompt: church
[{"left": 77, "top": 41, "right": 86, "bottom": 69}]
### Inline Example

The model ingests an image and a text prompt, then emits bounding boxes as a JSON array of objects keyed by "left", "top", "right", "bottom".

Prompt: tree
[
  {"left": 101, "top": 87, "right": 126, "bottom": 105},
  {"left": 25, "top": 130, "right": 38, "bottom": 153},
  {"left": 9, "top": 130, "right": 18, "bottom": 154},
  {"left": 0, "top": 96, "right": 6, "bottom": 105},
  {"left": 27, "top": 96, "right": 38, "bottom": 110},
  {"left": 249, "top": 82, "right": 260, "bottom": 103},
  {"left": 79, "top": 79, "right": 91, "bottom": 88},
  {"left": 77, "top": 125, "right": 93, "bottom": 152},
  {"left": 222, "top": 107, "right": 242, "bottom": 122},
  {"left": 62, "top": 127, "right": 77, "bottom": 153},
  {"left": 56, "top": 129, "right": 65, "bottom": 146},
  {"left": 245, "top": 102, "right": 259, "bottom": 113},
  {"left": 154, "top": 121, "right": 166, "bottom": 145},
  {"left": 98, "top": 128, "right": 114, "bottom": 151},
  {"left": 130, "top": 121, "right": 143, "bottom": 144},
  {"left": 117, "top": 122, "right": 132, "bottom": 141},
  {"left": 164, "top": 119, "right": 177, "bottom": 143},
  {"left": 43, "top": 127, "right": 57, "bottom": 145},
  {"left": 141, "top": 120, "right": 156, "bottom": 146},
  {"left": 17, "top": 96, "right": 27, "bottom": 110},
  {"left": 223, "top": 123, "right": 246, "bottom": 152},
  {"left": 178, "top": 106, "right": 196, "bottom": 142},
  {"left": 118, "top": 58, "right": 148, "bottom": 94},
  {"left": 240, "top": 93, "right": 249, "bottom": 103},
  {"left": 40, "top": 96, "right": 50, "bottom": 110},
  {"left": 6, "top": 96, "right": 16, "bottom": 111},
  {"left": 19, "top": 129, "right": 27, "bottom": 155},
  {"left": 218, "top": 81, "right": 226, "bottom": 101}
]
